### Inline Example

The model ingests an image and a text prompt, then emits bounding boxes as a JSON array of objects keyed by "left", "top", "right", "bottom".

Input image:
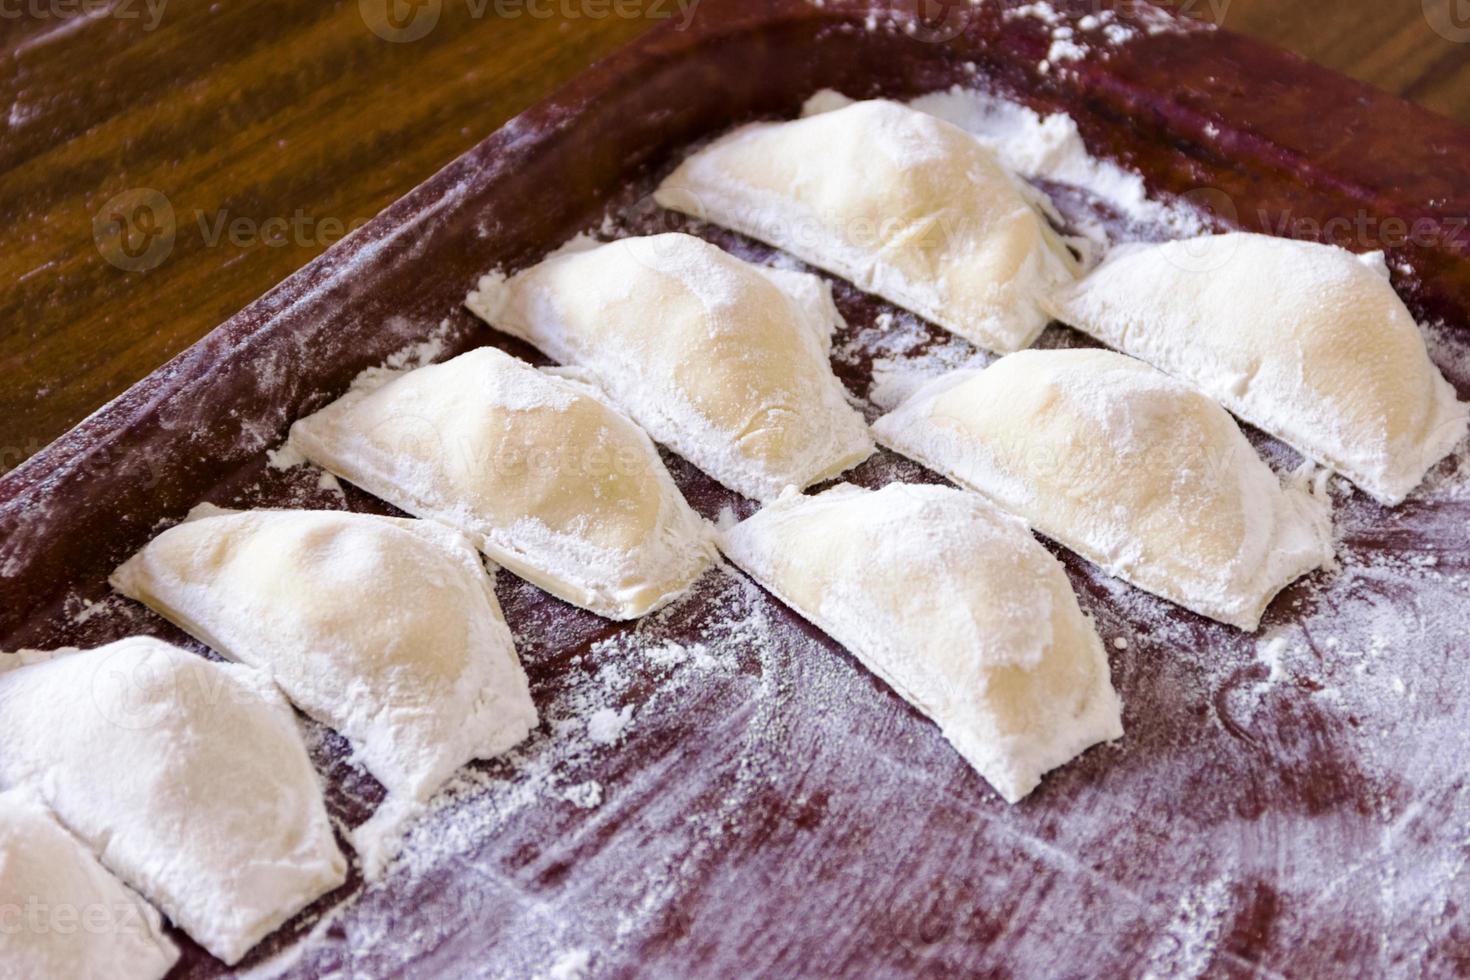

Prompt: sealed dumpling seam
[
  {"left": 467, "top": 232, "right": 874, "bottom": 501},
  {"left": 1056, "top": 233, "right": 1469, "bottom": 505},
  {"left": 874, "top": 349, "right": 1334, "bottom": 631},
  {"left": 288, "top": 345, "right": 718, "bottom": 619},
  {"left": 111, "top": 506, "right": 541, "bottom": 877},
  {"left": 720, "top": 482, "right": 1122, "bottom": 802},
  {"left": 0, "top": 788, "right": 179, "bottom": 980},
  {"left": 0, "top": 638, "right": 346, "bottom": 965},
  {"left": 654, "top": 98, "right": 1080, "bottom": 353}
]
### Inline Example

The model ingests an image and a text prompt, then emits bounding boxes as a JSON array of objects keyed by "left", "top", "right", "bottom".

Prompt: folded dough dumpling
[
  {"left": 1057, "top": 233, "right": 1468, "bottom": 505},
  {"left": 0, "top": 788, "right": 179, "bottom": 980},
  {"left": 111, "top": 508, "right": 538, "bottom": 824},
  {"left": 721, "top": 483, "right": 1122, "bottom": 802},
  {"left": 875, "top": 349, "right": 1334, "bottom": 631},
  {"left": 289, "top": 346, "right": 717, "bottom": 619},
  {"left": 654, "top": 99, "right": 1080, "bottom": 353},
  {"left": 0, "top": 637, "right": 346, "bottom": 966},
  {"left": 466, "top": 233, "right": 874, "bottom": 501}
]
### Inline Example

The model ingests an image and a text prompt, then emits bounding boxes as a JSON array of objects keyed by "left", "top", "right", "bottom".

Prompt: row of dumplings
[{"left": 5, "top": 96, "right": 1466, "bottom": 975}]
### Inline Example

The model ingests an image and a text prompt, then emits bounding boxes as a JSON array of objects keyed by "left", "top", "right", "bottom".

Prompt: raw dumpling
[
  {"left": 875, "top": 349, "right": 1333, "bottom": 631},
  {"left": 0, "top": 788, "right": 179, "bottom": 980},
  {"left": 1056, "top": 233, "right": 1468, "bottom": 505},
  {"left": 289, "top": 346, "right": 717, "bottom": 619},
  {"left": 0, "top": 637, "right": 346, "bottom": 965},
  {"left": 466, "top": 233, "right": 874, "bottom": 501},
  {"left": 654, "top": 99, "right": 1080, "bottom": 353},
  {"left": 111, "top": 506, "right": 538, "bottom": 871},
  {"left": 721, "top": 483, "right": 1122, "bottom": 802}
]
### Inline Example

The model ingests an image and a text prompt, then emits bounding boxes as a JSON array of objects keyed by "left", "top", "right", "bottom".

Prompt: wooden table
[{"left": 2, "top": 0, "right": 1467, "bottom": 474}]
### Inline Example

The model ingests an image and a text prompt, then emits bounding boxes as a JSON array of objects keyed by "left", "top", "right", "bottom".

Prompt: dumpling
[
  {"left": 466, "top": 233, "right": 874, "bottom": 501},
  {"left": 654, "top": 99, "right": 1080, "bottom": 353},
  {"left": 875, "top": 349, "right": 1333, "bottom": 631},
  {"left": 720, "top": 483, "right": 1122, "bottom": 802},
  {"left": 0, "top": 637, "right": 346, "bottom": 965},
  {"left": 1056, "top": 233, "right": 1468, "bottom": 505},
  {"left": 0, "top": 788, "right": 179, "bottom": 980},
  {"left": 289, "top": 345, "right": 717, "bottom": 619},
  {"left": 111, "top": 506, "right": 538, "bottom": 871}
]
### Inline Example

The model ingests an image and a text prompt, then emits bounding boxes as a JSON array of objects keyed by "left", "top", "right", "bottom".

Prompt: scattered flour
[
  {"left": 543, "top": 948, "right": 593, "bottom": 980},
  {"left": 908, "top": 86, "right": 1208, "bottom": 246},
  {"left": 587, "top": 706, "right": 633, "bottom": 746},
  {"left": 557, "top": 781, "right": 604, "bottom": 810},
  {"left": 40, "top": 38, "right": 1470, "bottom": 976}
]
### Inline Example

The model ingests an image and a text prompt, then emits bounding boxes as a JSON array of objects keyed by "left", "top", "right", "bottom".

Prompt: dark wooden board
[{"left": 2, "top": 2, "right": 1469, "bottom": 976}]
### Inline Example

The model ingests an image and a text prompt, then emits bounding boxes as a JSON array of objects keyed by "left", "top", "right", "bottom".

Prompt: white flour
[{"left": 50, "top": 41, "right": 1470, "bottom": 975}]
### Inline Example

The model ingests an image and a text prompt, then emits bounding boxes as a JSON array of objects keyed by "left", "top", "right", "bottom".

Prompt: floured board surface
[{"left": 3, "top": 1, "right": 1470, "bottom": 976}]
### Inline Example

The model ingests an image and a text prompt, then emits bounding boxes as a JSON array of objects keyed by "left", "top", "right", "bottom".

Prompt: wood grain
[
  {"left": 1219, "top": 0, "right": 1470, "bottom": 124},
  {"left": 1, "top": 0, "right": 1467, "bottom": 474},
  {"left": 4, "top": 5, "right": 1468, "bottom": 973}
]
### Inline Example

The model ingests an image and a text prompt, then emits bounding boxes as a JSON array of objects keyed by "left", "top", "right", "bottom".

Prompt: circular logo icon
[
  {"left": 896, "top": 0, "right": 973, "bottom": 44},
  {"left": 1163, "top": 187, "right": 1241, "bottom": 274},
  {"left": 1424, "top": 0, "right": 1470, "bottom": 43},
  {"left": 360, "top": 0, "right": 442, "bottom": 43},
  {"left": 87, "top": 643, "right": 178, "bottom": 732},
  {"left": 619, "top": 189, "right": 717, "bottom": 273},
  {"left": 93, "top": 188, "right": 176, "bottom": 273}
]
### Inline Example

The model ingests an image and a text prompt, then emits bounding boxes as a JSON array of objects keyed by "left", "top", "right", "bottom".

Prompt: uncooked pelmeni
[
  {"left": 290, "top": 346, "right": 717, "bottom": 619},
  {"left": 720, "top": 483, "right": 1122, "bottom": 802},
  {"left": 1056, "top": 233, "right": 1468, "bottom": 505},
  {"left": 874, "top": 349, "right": 1335, "bottom": 631},
  {"left": 654, "top": 99, "right": 1080, "bottom": 353},
  {"left": 0, "top": 637, "right": 345, "bottom": 965},
  {"left": 111, "top": 507, "right": 539, "bottom": 872},
  {"left": 467, "top": 233, "right": 873, "bottom": 501},
  {"left": 0, "top": 788, "right": 179, "bottom": 980}
]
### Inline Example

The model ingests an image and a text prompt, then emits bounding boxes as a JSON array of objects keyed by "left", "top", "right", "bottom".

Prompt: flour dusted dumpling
[
  {"left": 111, "top": 507, "right": 538, "bottom": 872},
  {"left": 0, "top": 637, "right": 345, "bottom": 965},
  {"left": 290, "top": 346, "right": 717, "bottom": 619},
  {"left": 721, "top": 483, "right": 1122, "bottom": 802},
  {"left": 0, "top": 789, "right": 179, "bottom": 980},
  {"left": 654, "top": 99, "right": 1080, "bottom": 353},
  {"left": 1057, "top": 233, "right": 1468, "bottom": 504},
  {"left": 467, "top": 233, "right": 873, "bottom": 501},
  {"left": 874, "top": 350, "right": 1334, "bottom": 631}
]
